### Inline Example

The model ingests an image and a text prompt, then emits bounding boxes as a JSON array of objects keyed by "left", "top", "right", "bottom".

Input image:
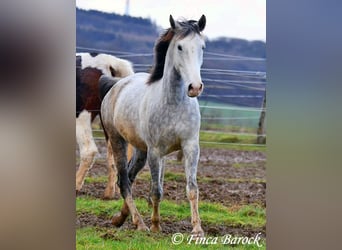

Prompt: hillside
[{"left": 76, "top": 8, "right": 266, "bottom": 107}]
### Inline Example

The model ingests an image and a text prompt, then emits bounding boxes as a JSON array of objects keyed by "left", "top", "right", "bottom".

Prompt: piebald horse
[
  {"left": 76, "top": 52, "right": 134, "bottom": 199},
  {"left": 101, "top": 15, "right": 206, "bottom": 236}
]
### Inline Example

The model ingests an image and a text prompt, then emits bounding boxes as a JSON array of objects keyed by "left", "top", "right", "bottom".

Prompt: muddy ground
[{"left": 76, "top": 141, "right": 266, "bottom": 237}]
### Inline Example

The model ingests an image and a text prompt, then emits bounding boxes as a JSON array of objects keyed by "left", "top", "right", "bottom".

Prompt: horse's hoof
[
  {"left": 150, "top": 224, "right": 162, "bottom": 233},
  {"left": 137, "top": 224, "right": 149, "bottom": 231},
  {"left": 111, "top": 213, "right": 126, "bottom": 227},
  {"left": 103, "top": 192, "right": 114, "bottom": 200},
  {"left": 146, "top": 196, "right": 153, "bottom": 207},
  {"left": 103, "top": 187, "right": 115, "bottom": 200},
  {"left": 191, "top": 229, "right": 204, "bottom": 238}
]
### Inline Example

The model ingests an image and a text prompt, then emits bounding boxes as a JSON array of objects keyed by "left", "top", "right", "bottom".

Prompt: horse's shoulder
[{"left": 126, "top": 72, "right": 151, "bottom": 85}]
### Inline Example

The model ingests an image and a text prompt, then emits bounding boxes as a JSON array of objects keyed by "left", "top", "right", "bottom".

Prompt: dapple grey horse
[{"left": 101, "top": 15, "right": 206, "bottom": 236}]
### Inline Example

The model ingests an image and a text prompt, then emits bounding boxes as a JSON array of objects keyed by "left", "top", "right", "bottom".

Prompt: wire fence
[{"left": 77, "top": 46, "right": 266, "bottom": 148}]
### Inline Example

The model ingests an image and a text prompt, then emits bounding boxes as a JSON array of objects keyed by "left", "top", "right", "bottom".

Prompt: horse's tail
[{"left": 99, "top": 75, "right": 122, "bottom": 101}]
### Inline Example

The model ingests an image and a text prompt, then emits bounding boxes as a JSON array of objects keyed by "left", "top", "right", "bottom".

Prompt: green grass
[
  {"left": 199, "top": 129, "right": 266, "bottom": 151},
  {"left": 77, "top": 227, "right": 266, "bottom": 250},
  {"left": 199, "top": 141, "right": 265, "bottom": 152},
  {"left": 77, "top": 227, "right": 168, "bottom": 250},
  {"left": 138, "top": 171, "right": 185, "bottom": 182},
  {"left": 200, "top": 131, "right": 256, "bottom": 144},
  {"left": 84, "top": 176, "right": 108, "bottom": 184},
  {"left": 76, "top": 197, "right": 265, "bottom": 228},
  {"left": 232, "top": 161, "right": 266, "bottom": 168}
]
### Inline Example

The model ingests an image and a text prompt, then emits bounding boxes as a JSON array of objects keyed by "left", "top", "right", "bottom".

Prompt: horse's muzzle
[{"left": 188, "top": 83, "right": 203, "bottom": 97}]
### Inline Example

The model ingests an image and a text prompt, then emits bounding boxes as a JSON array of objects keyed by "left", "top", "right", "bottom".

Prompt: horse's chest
[{"left": 144, "top": 109, "right": 198, "bottom": 145}]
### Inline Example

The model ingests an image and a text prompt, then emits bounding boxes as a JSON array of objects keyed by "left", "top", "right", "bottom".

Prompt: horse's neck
[{"left": 162, "top": 63, "right": 186, "bottom": 104}]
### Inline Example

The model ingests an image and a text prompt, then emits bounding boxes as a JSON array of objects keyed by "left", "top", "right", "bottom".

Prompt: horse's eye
[
  {"left": 177, "top": 45, "right": 182, "bottom": 51},
  {"left": 202, "top": 46, "right": 205, "bottom": 50}
]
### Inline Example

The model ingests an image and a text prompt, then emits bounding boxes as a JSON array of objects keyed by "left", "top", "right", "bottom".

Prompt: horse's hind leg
[
  {"left": 103, "top": 142, "right": 135, "bottom": 199},
  {"left": 183, "top": 142, "right": 204, "bottom": 237},
  {"left": 112, "top": 148, "right": 147, "bottom": 227},
  {"left": 76, "top": 110, "right": 98, "bottom": 193},
  {"left": 128, "top": 149, "right": 147, "bottom": 183},
  {"left": 110, "top": 135, "right": 148, "bottom": 231}
]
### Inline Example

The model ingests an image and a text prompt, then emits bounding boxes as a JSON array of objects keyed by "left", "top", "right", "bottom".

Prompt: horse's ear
[
  {"left": 198, "top": 15, "right": 206, "bottom": 32},
  {"left": 169, "top": 15, "right": 176, "bottom": 29}
]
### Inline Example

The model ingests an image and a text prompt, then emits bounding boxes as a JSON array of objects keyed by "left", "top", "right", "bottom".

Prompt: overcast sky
[{"left": 76, "top": 0, "right": 265, "bottom": 41}]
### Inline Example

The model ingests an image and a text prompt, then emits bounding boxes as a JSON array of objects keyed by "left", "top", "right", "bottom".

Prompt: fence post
[{"left": 257, "top": 90, "right": 266, "bottom": 144}]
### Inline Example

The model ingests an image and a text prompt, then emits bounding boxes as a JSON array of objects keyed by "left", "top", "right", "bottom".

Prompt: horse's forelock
[{"left": 176, "top": 20, "right": 201, "bottom": 38}]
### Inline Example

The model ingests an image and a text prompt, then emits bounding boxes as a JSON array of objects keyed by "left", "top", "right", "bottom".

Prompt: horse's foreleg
[
  {"left": 110, "top": 137, "right": 147, "bottom": 231},
  {"left": 183, "top": 142, "right": 204, "bottom": 237},
  {"left": 76, "top": 111, "right": 98, "bottom": 193},
  {"left": 148, "top": 149, "right": 163, "bottom": 232}
]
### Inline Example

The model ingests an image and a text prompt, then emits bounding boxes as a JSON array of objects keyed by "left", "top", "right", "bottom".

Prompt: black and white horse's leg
[
  {"left": 148, "top": 148, "right": 164, "bottom": 232},
  {"left": 109, "top": 134, "right": 147, "bottom": 230},
  {"left": 103, "top": 140, "right": 117, "bottom": 199},
  {"left": 100, "top": 112, "right": 118, "bottom": 200},
  {"left": 182, "top": 141, "right": 204, "bottom": 237},
  {"left": 76, "top": 110, "right": 98, "bottom": 193}
]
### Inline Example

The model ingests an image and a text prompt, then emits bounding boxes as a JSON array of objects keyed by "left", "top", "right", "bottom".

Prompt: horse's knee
[
  {"left": 151, "top": 185, "right": 163, "bottom": 202},
  {"left": 82, "top": 145, "right": 98, "bottom": 160}
]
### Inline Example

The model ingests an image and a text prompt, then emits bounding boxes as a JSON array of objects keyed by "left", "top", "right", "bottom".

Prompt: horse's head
[{"left": 169, "top": 15, "right": 206, "bottom": 98}]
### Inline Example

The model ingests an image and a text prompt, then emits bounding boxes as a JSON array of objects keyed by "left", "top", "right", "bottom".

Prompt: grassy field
[
  {"left": 77, "top": 227, "right": 265, "bottom": 250},
  {"left": 76, "top": 196, "right": 265, "bottom": 250}
]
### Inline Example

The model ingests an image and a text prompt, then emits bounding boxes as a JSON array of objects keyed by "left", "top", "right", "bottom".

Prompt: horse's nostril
[{"left": 188, "top": 83, "right": 203, "bottom": 93}]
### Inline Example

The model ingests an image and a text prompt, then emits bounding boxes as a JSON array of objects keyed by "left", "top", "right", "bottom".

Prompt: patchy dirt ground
[{"left": 76, "top": 141, "right": 266, "bottom": 237}]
